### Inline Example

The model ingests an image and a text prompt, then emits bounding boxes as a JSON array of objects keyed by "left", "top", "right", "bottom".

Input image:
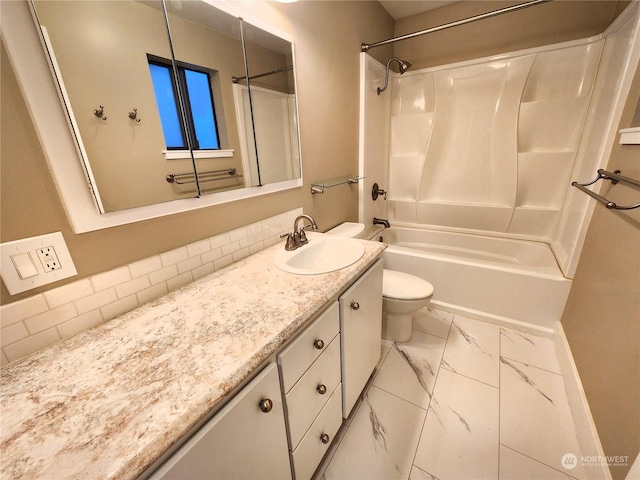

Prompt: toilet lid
[{"left": 383, "top": 269, "right": 434, "bottom": 300}]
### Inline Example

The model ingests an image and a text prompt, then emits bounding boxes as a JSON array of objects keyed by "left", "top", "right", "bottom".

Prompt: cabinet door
[
  {"left": 339, "top": 258, "right": 383, "bottom": 418},
  {"left": 151, "top": 363, "right": 291, "bottom": 480}
]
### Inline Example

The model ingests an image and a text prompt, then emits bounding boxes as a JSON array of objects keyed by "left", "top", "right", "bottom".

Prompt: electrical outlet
[
  {"left": 37, "top": 246, "right": 62, "bottom": 272},
  {"left": 1, "top": 232, "right": 77, "bottom": 295}
]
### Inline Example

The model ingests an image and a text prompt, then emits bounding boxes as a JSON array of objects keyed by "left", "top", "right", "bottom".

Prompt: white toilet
[{"left": 326, "top": 222, "right": 434, "bottom": 342}]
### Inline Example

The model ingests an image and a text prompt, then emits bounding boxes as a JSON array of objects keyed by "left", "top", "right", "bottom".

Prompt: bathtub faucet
[{"left": 373, "top": 218, "right": 391, "bottom": 228}]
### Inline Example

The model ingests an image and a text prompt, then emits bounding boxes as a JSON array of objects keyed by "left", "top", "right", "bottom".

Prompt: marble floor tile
[
  {"left": 501, "top": 328, "right": 561, "bottom": 374},
  {"left": 413, "top": 368, "right": 500, "bottom": 480},
  {"left": 500, "top": 358, "right": 587, "bottom": 480},
  {"left": 412, "top": 307, "right": 453, "bottom": 339},
  {"left": 324, "top": 386, "right": 426, "bottom": 480},
  {"left": 499, "top": 445, "right": 574, "bottom": 480},
  {"left": 373, "top": 331, "right": 447, "bottom": 409},
  {"left": 440, "top": 315, "right": 500, "bottom": 387}
]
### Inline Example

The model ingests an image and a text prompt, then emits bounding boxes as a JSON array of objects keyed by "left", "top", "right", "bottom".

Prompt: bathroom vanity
[{"left": 0, "top": 236, "right": 385, "bottom": 480}]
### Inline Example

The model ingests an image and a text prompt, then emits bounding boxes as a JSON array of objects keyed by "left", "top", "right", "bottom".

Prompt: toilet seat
[{"left": 383, "top": 269, "right": 434, "bottom": 300}]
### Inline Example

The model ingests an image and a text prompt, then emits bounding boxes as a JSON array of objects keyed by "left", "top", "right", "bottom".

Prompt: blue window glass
[
  {"left": 148, "top": 63, "right": 185, "bottom": 148},
  {"left": 184, "top": 69, "right": 219, "bottom": 149},
  {"left": 148, "top": 57, "right": 220, "bottom": 150}
]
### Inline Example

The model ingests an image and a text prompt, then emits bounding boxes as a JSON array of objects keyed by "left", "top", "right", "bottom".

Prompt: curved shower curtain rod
[{"left": 361, "top": 0, "right": 552, "bottom": 52}]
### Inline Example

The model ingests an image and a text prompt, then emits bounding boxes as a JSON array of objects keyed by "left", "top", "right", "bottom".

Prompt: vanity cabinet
[
  {"left": 150, "top": 257, "right": 383, "bottom": 480},
  {"left": 340, "top": 258, "right": 383, "bottom": 418},
  {"left": 278, "top": 302, "right": 342, "bottom": 480},
  {"left": 149, "top": 363, "right": 290, "bottom": 480}
]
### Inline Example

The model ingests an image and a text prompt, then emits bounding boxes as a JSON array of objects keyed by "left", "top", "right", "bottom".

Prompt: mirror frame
[{"left": 2, "top": 0, "right": 302, "bottom": 233}]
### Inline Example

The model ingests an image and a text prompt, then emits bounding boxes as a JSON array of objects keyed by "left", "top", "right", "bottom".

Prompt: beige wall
[
  {"left": 393, "top": 1, "right": 629, "bottom": 69},
  {"left": 561, "top": 62, "right": 640, "bottom": 480},
  {"left": 0, "top": 1, "right": 393, "bottom": 305}
]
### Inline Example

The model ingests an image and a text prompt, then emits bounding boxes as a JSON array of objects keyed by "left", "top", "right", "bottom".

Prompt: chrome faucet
[{"left": 281, "top": 214, "right": 318, "bottom": 251}]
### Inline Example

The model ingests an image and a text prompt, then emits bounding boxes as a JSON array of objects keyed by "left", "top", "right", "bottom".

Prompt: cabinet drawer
[
  {"left": 285, "top": 334, "right": 341, "bottom": 449},
  {"left": 292, "top": 383, "right": 343, "bottom": 480},
  {"left": 278, "top": 302, "right": 339, "bottom": 394}
]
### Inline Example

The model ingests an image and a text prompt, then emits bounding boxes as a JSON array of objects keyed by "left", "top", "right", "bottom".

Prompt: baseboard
[
  {"left": 553, "top": 321, "right": 612, "bottom": 480},
  {"left": 431, "top": 300, "right": 555, "bottom": 338}
]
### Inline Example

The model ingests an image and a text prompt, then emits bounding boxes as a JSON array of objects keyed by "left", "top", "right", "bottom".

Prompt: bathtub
[{"left": 377, "top": 227, "right": 572, "bottom": 333}]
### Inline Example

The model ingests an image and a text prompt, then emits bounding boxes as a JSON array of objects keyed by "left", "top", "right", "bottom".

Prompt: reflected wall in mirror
[
  {"left": 29, "top": 0, "right": 302, "bottom": 214},
  {"left": 234, "top": 20, "right": 301, "bottom": 186},
  {"left": 31, "top": 0, "right": 199, "bottom": 212}
]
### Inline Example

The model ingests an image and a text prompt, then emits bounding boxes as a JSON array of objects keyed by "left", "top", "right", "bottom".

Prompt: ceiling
[{"left": 379, "top": 1, "right": 459, "bottom": 20}]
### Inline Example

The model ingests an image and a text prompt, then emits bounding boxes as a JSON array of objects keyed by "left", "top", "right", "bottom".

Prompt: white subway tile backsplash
[
  {"left": 177, "top": 256, "right": 202, "bottom": 275},
  {"left": 128, "top": 256, "right": 162, "bottom": 278},
  {"left": 136, "top": 283, "right": 169, "bottom": 306},
  {"left": 0, "top": 295, "right": 49, "bottom": 327},
  {"left": 1, "top": 322, "right": 29, "bottom": 347},
  {"left": 4, "top": 328, "right": 61, "bottom": 363},
  {"left": 192, "top": 263, "right": 215, "bottom": 281},
  {"left": 186, "top": 239, "right": 211, "bottom": 258},
  {"left": 75, "top": 289, "right": 118, "bottom": 315},
  {"left": 210, "top": 232, "right": 231, "bottom": 249},
  {"left": 91, "top": 266, "right": 131, "bottom": 292},
  {"left": 44, "top": 280, "right": 93, "bottom": 309},
  {"left": 214, "top": 255, "right": 234, "bottom": 271},
  {"left": 201, "top": 248, "right": 223, "bottom": 265},
  {"left": 24, "top": 304, "right": 77, "bottom": 335},
  {"left": 166, "top": 272, "right": 193, "bottom": 292},
  {"left": 1, "top": 208, "right": 302, "bottom": 364},
  {"left": 57, "top": 310, "right": 104, "bottom": 340},
  {"left": 160, "top": 247, "right": 189, "bottom": 267},
  {"left": 115, "top": 276, "right": 151, "bottom": 299},
  {"left": 101, "top": 295, "right": 138, "bottom": 321},
  {"left": 148, "top": 265, "right": 179, "bottom": 285}
]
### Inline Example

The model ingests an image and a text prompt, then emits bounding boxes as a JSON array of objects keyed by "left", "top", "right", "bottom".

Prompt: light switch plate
[{"left": 1, "top": 232, "right": 78, "bottom": 295}]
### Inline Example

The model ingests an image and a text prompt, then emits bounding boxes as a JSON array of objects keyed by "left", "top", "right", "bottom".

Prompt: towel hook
[
  {"left": 93, "top": 105, "right": 107, "bottom": 120},
  {"left": 128, "top": 108, "right": 141, "bottom": 122}
]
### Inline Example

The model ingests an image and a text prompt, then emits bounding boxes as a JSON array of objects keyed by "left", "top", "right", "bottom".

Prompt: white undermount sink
[{"left": 274, "top": 232, "right": 365, "bottom": 275}]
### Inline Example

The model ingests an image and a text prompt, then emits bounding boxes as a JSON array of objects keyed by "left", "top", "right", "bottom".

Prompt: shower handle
[{"left": 372, "top": 183, "right": 387, "bottom": 201}]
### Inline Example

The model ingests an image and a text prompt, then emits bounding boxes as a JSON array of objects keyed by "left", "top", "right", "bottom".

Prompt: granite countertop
[{"left": 1, "top": 236, "right": 386, "bottom": 480}]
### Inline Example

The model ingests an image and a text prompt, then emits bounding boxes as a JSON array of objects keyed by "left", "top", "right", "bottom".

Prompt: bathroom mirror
[{"left": 29, "top": 0, "right": 302, "bottom": 213}]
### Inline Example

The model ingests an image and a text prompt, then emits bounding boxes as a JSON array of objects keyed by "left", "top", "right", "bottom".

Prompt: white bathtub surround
[
  {"left": 0, "top": 233, "right": 386, "bottom": 480},
  {"left": 381, "top": 226, "right": 571, "bottom": 331},
  {"left": 0, "top": 208, "right": 302, "bottom": 365},
  {"left": 321, "top": 308, "right": 592, "bottom": 480},
  {"left": 360, "top": 2, "right": 640, "bottom": 280}
]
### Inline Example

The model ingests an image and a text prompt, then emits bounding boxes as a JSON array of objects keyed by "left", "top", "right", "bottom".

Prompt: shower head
[
  {"left": 377, "top": 57, "right": 412, "bottom": 95},
  {"left": 397, "top": 59, "right": 412, "bottom": 74}
]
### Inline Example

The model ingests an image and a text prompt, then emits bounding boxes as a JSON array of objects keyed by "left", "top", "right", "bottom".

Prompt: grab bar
[
  {"left": 571, "top": 169, "right": 640, "bottom": 210},
  {"left": 166, "top": 168, "right": 243, "bottom": 185}
]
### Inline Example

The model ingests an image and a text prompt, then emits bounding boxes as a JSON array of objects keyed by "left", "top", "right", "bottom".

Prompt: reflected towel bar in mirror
[
  {"left": 571, "top": 169, "right": 640, "bottom": 210},
  {"left": 167, "top": 168, "right": 243, "bottom": 185}
]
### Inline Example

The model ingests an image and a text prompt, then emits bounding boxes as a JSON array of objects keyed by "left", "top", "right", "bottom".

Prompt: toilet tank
[{"left": 326, "top": 222, "right": 365, "bottom": 239}]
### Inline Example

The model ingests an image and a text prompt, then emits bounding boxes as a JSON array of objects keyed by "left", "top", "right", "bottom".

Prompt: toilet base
[{"left": 382, "top": 311, "right": 414, "bottom": 342}]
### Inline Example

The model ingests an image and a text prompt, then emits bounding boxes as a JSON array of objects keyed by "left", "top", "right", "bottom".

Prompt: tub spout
[{"left": 373, "top": 218, "right": 390, "bottom": 228}]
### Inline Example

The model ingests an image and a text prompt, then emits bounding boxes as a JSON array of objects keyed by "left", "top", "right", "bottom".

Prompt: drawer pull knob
[
  {"left": 313, "top": 339, "right": 325, "bottom": 350},
  {"left": 259, "top": 398, "right": 273, "bottom": 413},
  {"left": 320, "top": 433, "right": 330, "bottom": 444},
  {"left": 351, "top": 301, "right": 360, "bottom": 310},
  {"left": 317, "top": 384, "right": 327, "bottom": 395}
]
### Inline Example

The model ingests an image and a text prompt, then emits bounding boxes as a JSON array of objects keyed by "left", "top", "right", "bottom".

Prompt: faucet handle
[{"left": 280, "top": 232, "right": 297, "bottom": 251}]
